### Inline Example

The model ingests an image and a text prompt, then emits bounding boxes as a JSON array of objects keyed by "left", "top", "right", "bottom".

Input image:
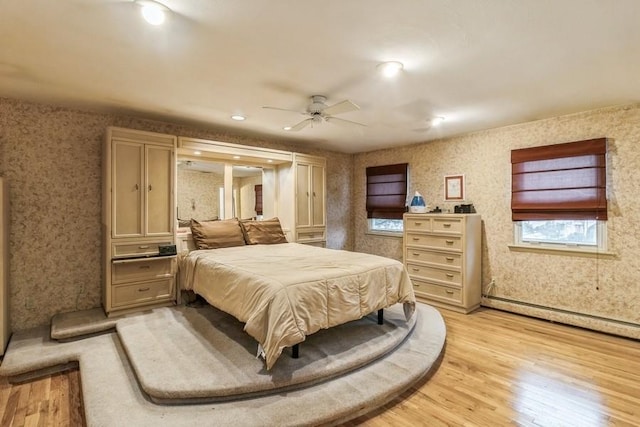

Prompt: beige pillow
[
  {"left": 240, "top": 217, "right": 288, "bottom": 245},
  {"left": 190, "top": 218, "right": 246, "bottom": 250}
]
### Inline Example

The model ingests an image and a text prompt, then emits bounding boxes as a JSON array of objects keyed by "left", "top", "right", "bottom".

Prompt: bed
[{"left": 178, "top": 218, "right": 416, "bottom": 369}]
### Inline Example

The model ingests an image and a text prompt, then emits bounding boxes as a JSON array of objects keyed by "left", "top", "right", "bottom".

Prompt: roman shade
[
  {"left": 511, "top": 138, "right": 607, "bottom": 221},
  {"left": 366, "top": 163, "right": 408, "bottom": 219}
]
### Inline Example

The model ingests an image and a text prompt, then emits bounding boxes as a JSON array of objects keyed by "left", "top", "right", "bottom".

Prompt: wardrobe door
[
  {"left": 145, "top": 145, "right": 173, "bottom": 236},
  {"left": 311, "top": 164, "right": 325, "bottom": 227},
  {"left": 296, "top": 162, "right": 311, "bottom": 228},
  {"left": 112, "top": 141, "right": 144, "bottom": 238}
]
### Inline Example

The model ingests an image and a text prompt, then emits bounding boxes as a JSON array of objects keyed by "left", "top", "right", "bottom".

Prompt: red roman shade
[
  {"left": 511, "top": 138, "right": 607, "bottom": 221},
  {"left": 366, "top": 163, "right": 408, "bottom": 220}
]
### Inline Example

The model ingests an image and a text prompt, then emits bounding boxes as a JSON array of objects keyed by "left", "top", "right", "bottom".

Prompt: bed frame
[{"left": 290, "top": 308, "right": 384, "bottom": 359}]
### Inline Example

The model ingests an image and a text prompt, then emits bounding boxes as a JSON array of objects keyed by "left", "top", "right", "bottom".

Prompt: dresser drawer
[
  {"left": 432, "top": 217, "right": 463, "bottom": 234},
  {"left": 411, "top": 279, "right": 462, "bottom": 303},
  {"left": 404, "top": 217, "right": 431, "bottom": 232},
  {"left": 405, "top": 248, "right": 462, "bottom": 268},
  {"left": 112, "top": 240, "right": 173, "bottom": 258},
  {"left": 406, "top": 233, "right": 462, "bottom": 251},
  {"left": 112, "top": 257, "right": 176, "bottom": 284},
  {"left": 407, "top": 262, "right": 462, "bottom": 285},
  {"left": 111, "top": 278, "right": 174, "bottom": 308}
]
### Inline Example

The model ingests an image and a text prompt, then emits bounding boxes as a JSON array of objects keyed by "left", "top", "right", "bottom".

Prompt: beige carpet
[
  {"left": 117, "top": 303, "right": 416, "bottom": 403},
  {"left": 0, "top": 303, "right": 445, "bottom": 426}
]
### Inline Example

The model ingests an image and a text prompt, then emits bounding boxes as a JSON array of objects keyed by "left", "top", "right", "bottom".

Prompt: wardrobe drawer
[
  {"left": 432, "top": 217, "right": 463, "bottom": 234},
  {"left": 111, "top": 278, "right": 174, "bottom": 308},
  {"left": 405, "top": 248, "right": 462, "bottom": 268},
  {"left": 407, "top": 263, "right": 462, "bottom": 285},
  {"left": 112, "top": 257, "right": 175, "bottom": 284},
  {"left": 296, "top": 228, "right": 326, "bottom": 242},
  {"left": 411, "top": 279, "right": 462, "bottom": 303},
  {"left": 112, "top": 240, "right": 173, "bottom": 258},
  {"left": 406, "top": 233, "right": 462, "bottom": 251}
]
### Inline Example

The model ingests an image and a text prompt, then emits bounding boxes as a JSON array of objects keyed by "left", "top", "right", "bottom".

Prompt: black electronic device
[{"left": 158, "top": 244, "right": 177, "bottom": 256}]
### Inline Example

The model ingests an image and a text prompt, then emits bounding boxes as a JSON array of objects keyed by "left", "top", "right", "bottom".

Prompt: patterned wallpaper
[
  {"left": 0, "top": 97, "right": 352, "bottom": 330},
  {"left": 2, "top": 96, "right": 638, "bottom": 339},
  {"left": 354, "top": 103, "right": 640, "bottom": 338}
]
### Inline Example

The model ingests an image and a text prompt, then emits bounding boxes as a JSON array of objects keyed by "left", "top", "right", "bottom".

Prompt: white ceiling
[{"left": 2, "top": 0, "right": 640, "bottom": 153}]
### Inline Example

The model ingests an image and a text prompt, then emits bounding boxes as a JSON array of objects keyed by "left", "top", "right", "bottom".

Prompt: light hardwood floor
[{"left": 1, "top": 307, "right": 639, "bottom": 426}]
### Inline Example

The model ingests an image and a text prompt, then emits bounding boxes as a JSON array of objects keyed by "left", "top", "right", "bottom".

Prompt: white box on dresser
[{"left": 403, "top": 213, "right": 481, "bottom": 313}]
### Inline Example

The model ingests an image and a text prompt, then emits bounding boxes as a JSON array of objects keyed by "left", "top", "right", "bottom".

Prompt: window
[
  {"left": 511, "top": 138, "right": 607, "bottom": 252},
  {"left": 366, "top": 163, "right": 408, "bottom": 234}
]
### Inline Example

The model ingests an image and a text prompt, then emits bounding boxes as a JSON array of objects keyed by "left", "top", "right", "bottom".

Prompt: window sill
[
  {"left": 508, "top": 244, "right": 617, "bottom": 259},
  {"left": 365, "top": 231, "right": 403, "bottom": 239}
]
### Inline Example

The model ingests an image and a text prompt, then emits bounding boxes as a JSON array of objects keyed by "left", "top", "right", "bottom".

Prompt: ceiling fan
[{"left": 263, "top": 95, "right": 366, "bottom": 131}]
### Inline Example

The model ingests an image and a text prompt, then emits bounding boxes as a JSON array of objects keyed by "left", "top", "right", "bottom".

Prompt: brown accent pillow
[
  {"left": 240, "top": 217, "right": 288, "bottom": 245},
  {"left": 190, "top": 218, "right": 246, "bottom": 250}
]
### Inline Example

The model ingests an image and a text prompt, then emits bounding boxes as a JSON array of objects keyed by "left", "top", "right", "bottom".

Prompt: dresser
[
  {"left": 403, "top": 213, "right": 481, "bottom": 313},
  {"left": 103, "top": 127, "right": 177, "bottom": 316}
]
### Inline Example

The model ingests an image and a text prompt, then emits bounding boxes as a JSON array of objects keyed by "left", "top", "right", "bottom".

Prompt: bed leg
[
  {"left": 292, "top": 344, "right": 299, "bottom": 359},
  {"left": 378, "top": 308, "right": 384, "bottom": 325}
]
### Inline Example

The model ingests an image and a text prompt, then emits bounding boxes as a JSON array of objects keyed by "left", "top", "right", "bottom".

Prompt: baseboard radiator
[{"left": 481, "top": 295, "right": 640, "bottom": 340}]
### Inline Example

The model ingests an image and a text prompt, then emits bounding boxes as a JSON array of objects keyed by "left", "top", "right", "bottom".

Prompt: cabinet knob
[{"left": 148, "top": 184, "right": 153, "bottom": 191}]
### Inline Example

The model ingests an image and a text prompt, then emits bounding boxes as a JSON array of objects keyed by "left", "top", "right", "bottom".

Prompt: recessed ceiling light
[
  {"left": 193, "top": 151, "right": 201, "bottom": 155},
  {"left": 136, "top": 0, "right": 170, "bottom": 26},
  {"left": 431, "top": 116, "right": 445, "bottom": 126},
  {"left": 378, "top": 61, "right": 404, "bottom": 78},
  {"left": 233, "top": 155, "right": 241, "bottom": 159},
  {"left": 231, "top": 115, "right": 246, "bottom": 121},
  {"left": 283, "top": 126, "right": 292, "bottom": 131}
]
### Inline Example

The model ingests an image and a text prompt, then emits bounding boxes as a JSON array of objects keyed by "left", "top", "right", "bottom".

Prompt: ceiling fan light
[{"left": 378, "top": 61, "right": 404, "bottom": 78}]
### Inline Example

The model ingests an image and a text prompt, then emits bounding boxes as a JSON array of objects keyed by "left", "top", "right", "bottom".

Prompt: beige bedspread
[{"left": 179, "top": 243, "right": 416, "bottom": 369}]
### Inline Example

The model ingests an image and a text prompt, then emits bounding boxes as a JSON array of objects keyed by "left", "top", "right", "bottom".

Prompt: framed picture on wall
[{"left": 444, "top": 174, "right": 464, "bottom": 201}]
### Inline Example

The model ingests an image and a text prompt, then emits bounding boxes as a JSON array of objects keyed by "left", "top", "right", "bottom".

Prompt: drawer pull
[
  {"left": 412, "top": 268, "right": 420, "bottom": 272},
  {"left": 138, "top": 287, "right": 151, "bottom": 292},
  {"left": 445, "top": 290, "right": 454, "bottom": 295},
  {"left": 139, "top": 265, "right": 151, "bottom": 269},
  {"left": 446, "top": 273, "right": 454, "bottom": 278},
  {"left": 412, "top": 237, "right": 420, "bottom": 241},
  {"left": 446, "top": 257, "right": 455, "bottom": 261},
  {"left": 445, "top": 240, "right": 454, "bottom": 244},
  {"left": 412, "top": 252, "right": 420, "bottom": 256},
  {"left": 414, "top": 222, "right": 422, "bottom": 226},
  {"left": 443, "top": 223, "right": 451, "bottom": 227},
  {"left": 138, "top": 245, "right": 150, "bottom": 249}
]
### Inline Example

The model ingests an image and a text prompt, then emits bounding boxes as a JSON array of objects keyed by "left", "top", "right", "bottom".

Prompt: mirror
[{"left": 177, "top": 157, "right": 277, "bottom": 225}]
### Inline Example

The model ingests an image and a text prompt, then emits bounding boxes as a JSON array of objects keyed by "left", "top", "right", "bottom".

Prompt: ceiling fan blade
[
  {"left": 323, "top": 99, "right": 360, "bottom": 116},
  {"left": 326, "top": 116, "right": 367, "bottom": 128},
  {"left": 288, "top": 118, "right": 313, "bottom": 131},
  {"left": 262, "top": 106, "right": 305, "bottom": 114}
]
